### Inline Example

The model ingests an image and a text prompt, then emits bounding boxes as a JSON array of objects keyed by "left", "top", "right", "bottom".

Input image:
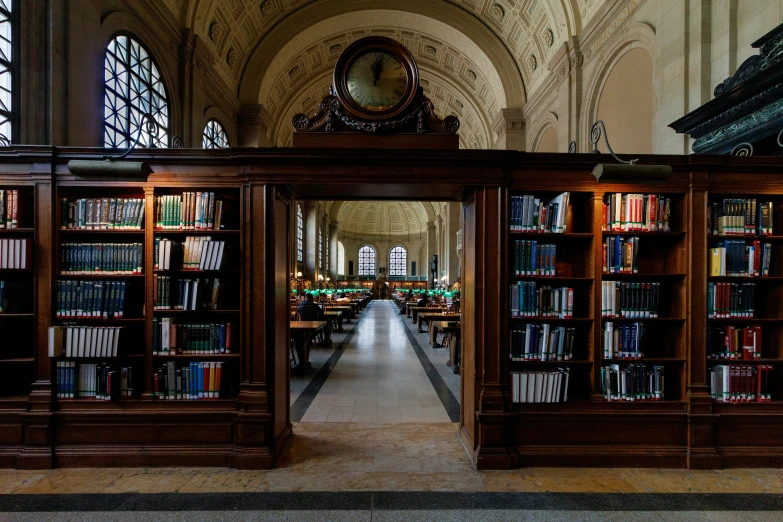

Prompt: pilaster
[{"left": 238, "top": 105, "right": 273, "bottom": 148}]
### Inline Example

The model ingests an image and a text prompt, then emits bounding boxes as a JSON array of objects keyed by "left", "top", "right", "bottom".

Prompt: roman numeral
[
  {"left": 397, "top": 78, "right": 405, "bottom": 83},
  {"left": 350, "top": 87, "right": 359, "bottom": 96},
  {"left": 393, "top": 89, "right": 403, "bottom": 97}
]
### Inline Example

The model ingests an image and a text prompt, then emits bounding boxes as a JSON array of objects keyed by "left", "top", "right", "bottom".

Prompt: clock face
[{"left": 346, "top": 51, "right": 409, "bottom": 112}]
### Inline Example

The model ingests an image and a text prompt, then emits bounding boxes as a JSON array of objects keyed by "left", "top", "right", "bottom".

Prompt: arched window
[
  {"left": 0, "top": 1, "right": 13, "bottom": 142},
  {"left": 389, "top": 246, "right": 407, "bottom": 276},
  {"left": 104, "top": 35, "right": 169, "bottom": 148},
  {"left": 325, "top": 229, "right": 330, "bottom": 274},
  {"left": 202, "top": 119, "right": 230, "bottom": 149},
  {"left": 337, "top": 241, "right": 345, "bottom": 276},
  {"left": 296, "top": 204, "right": 303, "bottom": 263},
  {"left": 358, "top": 245, "right": 376, "bottom": 276}
]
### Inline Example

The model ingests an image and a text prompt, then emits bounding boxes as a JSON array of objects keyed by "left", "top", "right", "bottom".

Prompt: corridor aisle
[{"left": 297, "top": 301, "right": 454, "bottom": 423}]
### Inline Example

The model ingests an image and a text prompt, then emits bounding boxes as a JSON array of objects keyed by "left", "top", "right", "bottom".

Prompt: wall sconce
[{"left": 589, "top": 120, "right": 672, "bottom": 183}]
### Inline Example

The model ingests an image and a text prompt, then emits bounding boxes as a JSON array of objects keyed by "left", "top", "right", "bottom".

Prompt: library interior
[{"left": 1, "top": 0, "right": 783, "bottom": 520}]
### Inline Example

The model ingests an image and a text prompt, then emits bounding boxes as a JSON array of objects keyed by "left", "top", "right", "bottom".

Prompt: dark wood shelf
[
  {"left": 153, "top": 229, "right": 239, "bottom": 235},
  {"left": 152, "top": 269, "right": 239, "bottom": 275},
  {"left": 708, "top": 234, "right": 783, "bottom": 240},
  {"left": 0, "top": 228, "right": 34, "bottom": 234},
  {"left": 509, "top": 359, "right": 592, "bottom": 365},
  {"left": 153, "top": 353, "right": 239, "bottom": 358},
  {"left": 601, "top": 358, "right": 686, "bottom": 363},
  {"left": 59, "top": 229, "right": 144, "bottom": 234},
  {"left": 601, "top": 317, "right": 685, "bottom": 323},
  {"left": 603, "top": 231, "right": 685, "bottom": 237},
  {"left": 707, "top": 358, "right": 782, "bottom": 364},
  {"left": 707, "top": 318, "right": 783, "bottom": 324},
  {"left": 57, "top": 317, "right": 145, "bottom": 324},
  {"left": 0, "top": 313, "right": 34, "bottom": 318},
  {"left": 51, "top": 354, "right": 145, "bottom": 359},
  {"left": 512, "top": 276, "right": 593, "bottom": 283},
  {"left": 510, "top": 317, "right": 593, "bottom": 323},
  {"left": 0, "top": 268, "right": 33, "bottom": 274},
  {"left": 602, "top": 273, "right": 686, "bottom": 280},
  {"left": 708, "top": 276, "right": 783, "bottom": 282},
  {"left": 152, "top": 309, "right": 240, "bottom": 315},
  {"left": 509, "top": 232, "right": 593, "bottom": 239},
  {"left": 0, "top": 358, "right": 34, "bottom": 363},
  {"left": 57, "top": 273, "right": 145, "bottom": 279}
]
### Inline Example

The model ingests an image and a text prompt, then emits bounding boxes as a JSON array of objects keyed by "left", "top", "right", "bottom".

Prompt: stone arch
[
  {"left": 528, "top": 112, "right": 559, "bottom": 152},
  {"left": 237, "top": 0, "right": 526, "bottom": 110},
  {"left": 580, "top": 22, "right": 656, "bottom": 153},
  {"left": 100, "top": 11, "right": 181, "bottom": 144}
]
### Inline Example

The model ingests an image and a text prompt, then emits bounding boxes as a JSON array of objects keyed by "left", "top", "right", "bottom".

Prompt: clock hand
[{"left": 371, "top": 55, "right": 384, "bottom": 86}]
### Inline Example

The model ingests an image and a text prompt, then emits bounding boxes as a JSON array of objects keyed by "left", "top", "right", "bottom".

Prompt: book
[
  {"left": 707, "top": 325, "right": 762, "bottom": 360},
  {"left": 709, "top": 198, "right": 774, "bottom": 236},
  {"left": 153, "top": 275, "right": 228, "bottom": 310},
  {"left": 602, "top": 236, "right": 639, "bottom": 273},
  {"left": 708, "top": 240, "right": 770, "bottom": 277},
  {"left": 60, "top": 198, "right": 144, "bottom": 230},
  {"left": 155, "top": 193, "right": 227, "bottom": 231},
  {"left": 710, "top": 364, "right": 774, "bottom": 402},
  {"left": 706, "top": 282, "right": 755, "bottom": 319},
  {"left": 510, "top": 192, "right": 570, "bottom": 233},
  {"left": 510, "top": 282, "right": 573, "bottom": 318},
  {"left": 0, "top": 238, "right": 32, "bottom": 269},
  {"left": 60, "top": 326, "right": 123, "bottom": 357},
  {"left": 602, "top": 321, "right": 645, "bottom": 359},
  {"left": 60, "top": 243, "right": 143, "bottom": 274},
  {"left": 601, "top": 363, "right": 664, "bottom": 401},
  {"left": 601, "top": 281, "right": 660, "bottom": 318},
  {"left": 510, "top": 367, "right": 570, "bottom": 403},
  {"left": 153, "top": 361, "right": 224, "bottom": 400},
  {"left": 56, "top": 279, "right": 128, "bottom": 319},
  {"left": 602, "top": 193, "right": 672, "bottom": 232},
  {"left": 510, "top": 324, "right": 575, "bottom": 361},
  {"left": 55, "top": 362, "right": 135, "bottom": 400},
  {"left": 512, "top": 240, "right": 556, "bottom": 277}
]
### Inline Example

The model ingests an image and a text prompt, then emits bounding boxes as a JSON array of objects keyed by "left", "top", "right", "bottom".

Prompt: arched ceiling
[
  {"left": 170, "top": 0, "right": 594, "bottom": 148},
  {"left": 333, "top": 201, "right": 432, "bottom": 236}
]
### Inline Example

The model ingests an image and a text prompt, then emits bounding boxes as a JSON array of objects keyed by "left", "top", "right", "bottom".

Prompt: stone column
[
  {"left": 238, "top": 104, "right": 274, "bottom": 147},
  {"left": 447, "top": 202, "right": 461, "bottom": 285},
  {"left": 304, "top": 201, "right": 317, "bottom": 281},
  {"left": 492, "top": 108, "right": 526, "bottom": 150}
]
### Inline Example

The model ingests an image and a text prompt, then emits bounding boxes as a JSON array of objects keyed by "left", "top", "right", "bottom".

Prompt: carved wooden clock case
[{"left": 292, "top": 36, "right": 460, "bottom": 149}]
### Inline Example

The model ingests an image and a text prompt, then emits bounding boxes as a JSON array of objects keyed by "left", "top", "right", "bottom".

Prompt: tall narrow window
[
  {"left": 389, "top": 246, "right": 407, "bottom": 277},
  {"left": 202, "top": 119, "right": 230, "bottom": 149},
  {"left": 0, "top": 0, "right": 12, "bottom": 142},
  {"left": 296, "top": 204, "right": 303, "bottom": 263},
  {"left": 318, "top": 226, "right": 323, "bottom": 271},
  {"left": 358, "top": 245, "right": 376, "bottom": 276},
  {"left": 104, "top": 35, "right": 169, "bottom": 148},
  {"left": 325, "top": 230, "right": 329, "bottom": 274},
  {"left": 337, "top": 241, "right": 345, "bottom": 276}
]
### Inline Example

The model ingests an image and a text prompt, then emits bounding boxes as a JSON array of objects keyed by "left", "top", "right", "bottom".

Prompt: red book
[
  {"left": 225, "top": 323, "right": 232, "bottom": 353},
  {"left": 742, "top": 327, "right": 754, "bottom": 360}
]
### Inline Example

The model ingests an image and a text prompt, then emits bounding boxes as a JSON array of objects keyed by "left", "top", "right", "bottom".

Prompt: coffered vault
[{"left": 173, "top": 0, "right": 589, "bottom": 148}]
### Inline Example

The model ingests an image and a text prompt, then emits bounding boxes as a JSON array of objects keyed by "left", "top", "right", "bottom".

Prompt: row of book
[
  {"left": 710, "top": 365, "right": 775, "bottom": 402},
  {"left": 152, "top": 275, "right": 227, "bottom": 311},
  {"left": 707, "top": 282, "right": 755, "bottom": 319},
  {"left": 601, "top": 281, "right": 661, "bottom": 318},
  {"left": 707, "top": 325, "right": 763, "bottom": 360},
  {"left": 510, "top": 324, "right": 576, "bottom": 361},
  {"left": 55, "top": 362, "right": 135, "bottom": 399},
  {"left": 510, "top": 368, "right": 570, "bottom": 403},
  {"left": 709, "top": 240, "right": 772, "bottom": 277},
  {"left": 155, "top": 193, "right": 225, "bottom": 231},
  {"left": 510, "top": 283, "right": 574, "bottom": 318},
  {"left": 0, "top": 280, "right": 24, "bottom": 314},
  {"left": 60, "top": 197, "right": 145, "bottom": 230},
  {"left": 60, "top": 243, "right": 143, "bottom": 274},
  {"left": 512, "top": 240, "right": 557, "bottom": 277},
  {"left": 56, "top": 280, "right": 128, "bottom": 319},
  {"left": 152, "top": 318, "right": 233, "bottom": 355},
  {"left": 602, "top": 193, "right": 672, "bottom": 232},
  {"left": 510, "top": 192, "right": 570, "bottom": 233},
  {"left": 602, "top": 322, "right": 646, "bottom": 359},
  {"left": 601, "top": 364, "right": 665, "bottom": 401},
  {"left": 0, "top": 190, "right": 22, "bottom": 229},
  {"left": 154, "top": 361, "right": 224, "bottom": 400},
  {"left": 154, "top": 237, "right": 229, "bottom": 271},
  {"left": 48, "top": 325, "right": 123, "bottom": 358},
  {"left": 0, "top": 238, "right": 32, "bottom": 269},
  {"left": 708, "top": 199, "right": 774, "bottom": 236},
  {"left": 602, "top": 236, "right": 639, "bottom": 274}
]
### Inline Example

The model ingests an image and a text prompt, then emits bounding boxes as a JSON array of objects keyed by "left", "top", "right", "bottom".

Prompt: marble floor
[{"left": 292, "top": 301, "right": 456, "bottom": 423}]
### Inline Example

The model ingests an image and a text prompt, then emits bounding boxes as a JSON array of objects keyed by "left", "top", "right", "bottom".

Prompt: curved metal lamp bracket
[
  {"left": 103, "top": 113, "right": 159, "bottom": 161},
  {"left": 590, "top": 120, "right": 639, "bottom": 165}
]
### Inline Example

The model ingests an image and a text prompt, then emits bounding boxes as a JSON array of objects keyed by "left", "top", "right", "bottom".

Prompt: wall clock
[{"left": 333, "top": 36, "right": 419, "bottom": 121}]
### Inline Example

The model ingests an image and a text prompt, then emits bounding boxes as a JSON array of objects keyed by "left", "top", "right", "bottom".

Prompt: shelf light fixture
[{"left": 589, "top": 120, "right": 672, "bottom": 183}]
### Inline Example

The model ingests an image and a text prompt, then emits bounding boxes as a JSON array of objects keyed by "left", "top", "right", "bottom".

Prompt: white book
[
  {"left": 162, "top": 239, "right": 171, "bottom": 270},
  {"left": 75, "top": 327, "right": 85, "bottom": 357},
  {"left": 526, "top": 371, "right": 535, "bottom": 402},
  {"left": 182, "top": 280, "right": 191, "bottom": 311},
  {"left": 162, "top": 317, "right": 170, "bottom": 353},
  {"left": 519, "top": 373, "right": 528, "bottom": 403},
  {"left": 90, "top": 327, "right": 99, "bottom": 357},
  {"left": 191, "top": 280, "right": 200, "bottom": 311},
  {"left": 95, "top": 328, "right": 104, "bottom": 358},
  {"left": 0, "top": 238, "right": 6, "bottom": 268},
  {"left": 200, "top": 240, "right": 212, "bottom": 270},
  {"left": 112, "top": 327, "right": 120, "bottom": 357},
  {"left": 213, "top": 241, "right": 225, "bottom": 270},
  {"left": 105, "top": 328, "right": 115, "bottom": 358},
  {"left": 533, "top": 373, "right": 543, "bottom": 403}
]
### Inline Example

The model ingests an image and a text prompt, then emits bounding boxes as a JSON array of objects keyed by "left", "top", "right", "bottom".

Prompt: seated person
[
  {"left": 297, "top": 293, "right": 324, "bottom": 321},
  {"left": 416, "top": 294, "right": 430, "bottom": 307}
]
